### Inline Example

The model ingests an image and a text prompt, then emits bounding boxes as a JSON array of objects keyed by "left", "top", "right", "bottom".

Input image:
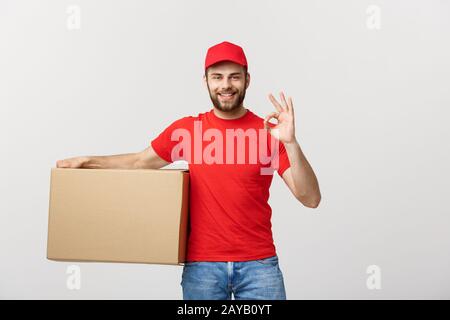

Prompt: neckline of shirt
[{"left": 208, "top": 108, "right": 252, "bottom": 124}]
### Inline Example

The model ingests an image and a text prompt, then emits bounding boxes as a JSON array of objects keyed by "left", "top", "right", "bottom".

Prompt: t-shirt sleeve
[
  {"left": 277, "top": 141, "right": 291, "bottom": 177},
  {"left": 150, "top": 117, "right": 190, "bottom": 163}
]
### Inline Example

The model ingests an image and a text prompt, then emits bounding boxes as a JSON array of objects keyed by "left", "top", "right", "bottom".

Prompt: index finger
[{"left": 268, "top": 93, "right": 283, "bottom": 113}]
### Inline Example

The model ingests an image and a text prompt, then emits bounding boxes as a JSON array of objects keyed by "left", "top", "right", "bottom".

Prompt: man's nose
[{"left": 220, "top": 78, "right": 232, "bottom": 90}]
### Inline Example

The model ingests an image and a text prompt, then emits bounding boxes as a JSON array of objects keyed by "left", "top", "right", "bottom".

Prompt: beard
[{"left": 207, "top": 82, "right": 247, "bottom": 113}]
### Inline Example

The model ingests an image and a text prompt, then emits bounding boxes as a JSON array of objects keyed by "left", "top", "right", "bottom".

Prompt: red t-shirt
[{"left": 150, "top": 108, "right": 291, "bottom": 262}]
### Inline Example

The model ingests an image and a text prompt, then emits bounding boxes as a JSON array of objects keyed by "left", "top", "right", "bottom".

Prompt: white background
[{"left": 1, "top": 0, "right": 449, "bottom": 299}]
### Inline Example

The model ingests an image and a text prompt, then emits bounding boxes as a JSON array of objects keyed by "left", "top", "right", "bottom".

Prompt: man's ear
[
  {"left": 203, "top": 74, "right": 207, "bottom": 87},
  {"left": 245, "top": 72, "right": 251, "bottom": 89}
]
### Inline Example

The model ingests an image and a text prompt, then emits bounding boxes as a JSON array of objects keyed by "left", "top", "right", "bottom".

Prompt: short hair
[{"left": 205, "top": 65, "right": 248, "bottom": 78}]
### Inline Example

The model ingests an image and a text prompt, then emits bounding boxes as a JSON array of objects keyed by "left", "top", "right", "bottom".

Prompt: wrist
[{"left": 284, "top": 138, "right": 299, "bottom": 148}]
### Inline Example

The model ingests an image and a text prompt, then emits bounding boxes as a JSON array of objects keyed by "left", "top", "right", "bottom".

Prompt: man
[{"left": 56, "top": 41, "right": 321, "bottom": 300}]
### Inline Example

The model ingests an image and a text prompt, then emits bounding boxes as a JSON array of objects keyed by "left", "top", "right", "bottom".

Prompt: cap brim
[{"left": 205, "top": 58, "right": 246, "bottom": 70}]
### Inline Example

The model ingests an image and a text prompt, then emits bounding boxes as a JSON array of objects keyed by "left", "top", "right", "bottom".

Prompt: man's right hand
[
  {"left": 56, "top": 157, "right": 89, "bottom": 168},
  {"left": 55, "top": 146, "right": 169, "bottom": 170}
]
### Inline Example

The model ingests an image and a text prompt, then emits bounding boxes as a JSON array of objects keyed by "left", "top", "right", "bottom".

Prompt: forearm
[
  {"left": 284, "top": 140, "right": 321, "bottom": 204},
  {"left": 82, "top": 153, "right": 138, "bottom": 169}
]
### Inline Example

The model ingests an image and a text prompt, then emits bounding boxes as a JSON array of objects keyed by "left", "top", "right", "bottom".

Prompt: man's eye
[{"left": 232, "top": 76, "right": 240, "bottom": 80}]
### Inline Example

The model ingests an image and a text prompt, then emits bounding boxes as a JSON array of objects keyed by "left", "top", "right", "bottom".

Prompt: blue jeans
[{"left": 180, "top": 255, "right": 286, "bottom": 300}]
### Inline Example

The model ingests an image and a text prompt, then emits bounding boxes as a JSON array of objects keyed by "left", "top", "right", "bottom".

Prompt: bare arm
[
  {"left": 265, "top": 92, "right": 321, "bottom": 208},
  {"left": 134, "top": 145, "right": 170, "bottom": 169},
  {"left": 56, "top": 145, "right": 170, "bottom": 170},
  {"left": 281, "top": 141, "right": 321, "bottom": 208}
]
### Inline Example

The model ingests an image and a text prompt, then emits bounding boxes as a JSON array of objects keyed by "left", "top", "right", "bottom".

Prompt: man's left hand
[{"left": 264, "top": 91, "right": 296, "bottom": 144}]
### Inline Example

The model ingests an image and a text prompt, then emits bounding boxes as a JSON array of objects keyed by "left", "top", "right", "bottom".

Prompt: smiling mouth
[{"left": 218, "top": 92, "right": 236, "bottom": 101}]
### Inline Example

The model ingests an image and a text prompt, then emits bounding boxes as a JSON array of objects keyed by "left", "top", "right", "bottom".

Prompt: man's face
[{"left": 204, "top": 61, "right": 250, "bottom": 112}]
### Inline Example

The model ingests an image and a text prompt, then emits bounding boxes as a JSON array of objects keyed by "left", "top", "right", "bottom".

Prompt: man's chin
[
  {"left": 215, "top": 104, "right": 239, "bottom": 112},
  {"left": 210, "top": 93, "right": 245, "bottom": 112}
]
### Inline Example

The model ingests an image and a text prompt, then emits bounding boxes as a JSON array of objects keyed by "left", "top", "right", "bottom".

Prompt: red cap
[{"left": 204, "top": 41, "right": 248, "bottom": 70}]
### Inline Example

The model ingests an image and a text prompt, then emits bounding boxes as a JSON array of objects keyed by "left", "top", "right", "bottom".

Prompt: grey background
[{"left": 1, "top": 0, "right": 449, "bottom": 299}]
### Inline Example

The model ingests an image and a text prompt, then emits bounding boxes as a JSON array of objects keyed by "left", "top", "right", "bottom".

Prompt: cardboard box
[{"left": 47, "top": 168, "right": 189, "bottom": 266}]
